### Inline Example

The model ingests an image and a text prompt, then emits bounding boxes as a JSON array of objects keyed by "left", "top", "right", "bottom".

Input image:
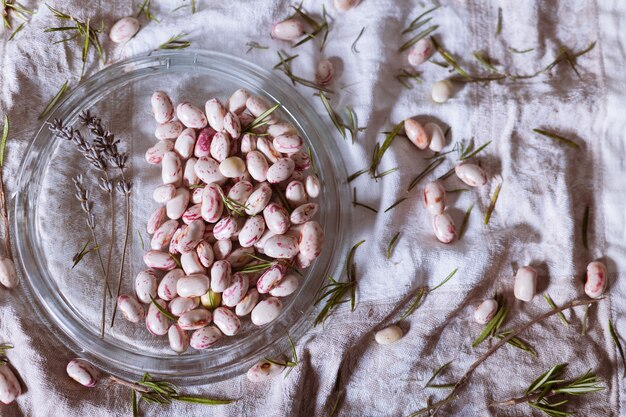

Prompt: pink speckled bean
[
  {"left": 151, "top": 219, "right": 178, "bottom": 250},
  {"left": 177, "top": 274, "right": 210, "bottom": 298},
  {"left": 294, "top": 251, "right": 313, "bottom": 269},
  {"left": 273, "top": 134, "right": 303, "bottom": 154},
  {"left": 168, "top": 324, "right": 190, "bottom": 353},
  {"left": 145, "top": 139, "right": 174, "bottom": 164},
  {"left": 404, "top": 118, "right": 430, "bottom": 150},
  {"left": 191, "top": 186, "right": 204, "bottom": 204},
  {"left": 169, "top": 227, "right": 184, "bottom": 255},
  {"left": 210, "top": 260, "right": 232, "bottom": 292},
  {"left": 166, "top": 188, "right": 190, "bottom": 220},
  {"left": 266, "top": 158, "right": 295, "bottom": 184},
  {"left": 210, "top": 131, "right": 231, "bottom": 163},
  {"left": 290, "top": 150, "right": 311, "bottom": 171},
  {"left": 246, "top": 96, "right": 278, "bottom": 124},
  {"left": 423, "top": 181, "right": 446, "bottom": 215},
  {"left": 190, "top": 326, "right": 222, "bottom": 349},
  {"left": 183, "top": 158, "right": 199, "bottom": 187},
  {"left": 251, "top": 297, "right": 282, "bottom": 326},
  {"left": 223, "top": 111, "right": 241, "bottom": 139},
  {"left": 177, "top": 220, "right": 205, "bottom": 253},
  {"left": 146, "top": 299, "right": 170, "bottom": 336},
  {"left": 161, "top": 151, "right": 182, "bottom": 185},
  {"left": 227, "top": 88, "right": 252, "bottom": 114},
  {"left": 195, "top": 156, "right": 226, "bottom": 185},
  {"left": 257, "top": 137, "right": 281, "bottom": 163},
  {"left": 201, "top": 184, "right": 224, "bottom": 223},
  {"left": 245, "top": 183, "right": 272, "bottom": 215},
  {"left": 135, "top": 270, "right": 158, "bottom": 303},
  {"left": 213, "top": 216, "right": 240, "bottom": 241},
  {"left": 178, "top": 308, "right": 212, "bottom": 330},
  {"left": 299, "top": 221, "right": 324, "bottom": 260},
  {"left": 285, "top": 181, "right": 308, "bottom": 207},
  {"left": 290, "top": 203, "right": 318, "bottom": 225},
  {"left": 213, "top": 239, "right": 232, "bottom": 260},
  {"left": 147, "top": 206, "right": 166, "bottom": 235},
  {"left": 158, "top": 269, "right": 185, "bottom": 301},
  {"left": 240, "top": 133, "right": 257, "bottom": 155},
  {"left": 222, "top": 272, "right": 249, "bottom": 307},
  {"left": 264, "top": 234, "right": 299, "bottom": 259},
  {"left": 585, "top": 261, "right": 608, "bottom": 299},
  {"left": 153, "top": 184, "right": 176, "bottom": 204},
  {"left": 228, "top": 180, "right": 254, "bottom": 205},
  {"left": 254, "top": 229, "right": 276, "bottom": 254},
  {"left": 213, "top": 307, "right": 241, "bottom": 336},
  {"left": 66, "top": 359, "right": 98, "bottom": 389},
  {"left": 263, "top": 203, "right": 290, "bottom": 234},
  {"left": 246, "top": 360, "right": 284, "bottom": 382},
  {"left": 305, "top": 174, "right": 320, "bottom": 198},
  {"left": 408, "top": 37, "right": 435, "bottom": 66},
  {"left": 235, "top": 288, "right": 259, "bottom": 317},
  {"left": 181, "top": 251, "right": 205, "bottom": 275},
  {"left": 194, "top": 127, "right": 215, "bottom": 158},
  {"left": 268, "top": 122, "right": 297, "bottom": 137},
  {"left": 143, "top": 251, "right": 176, "bottom": 271},
  {"left": 196, "top": 241, "right": 215, "bottom": 268},
  {"left": 169, "top": 296, "right": 199, "bottom": 316},
  {"left": 226, "top": 247, "right": 255, "bottom": 268},
  {"left": 432, "top": 212, "right": 456, "bottom": 244},
  {"left": 176, "top": 102, "right": 208, "bottom": 129},
  {"left": 455, "top": 163, "right": 488, "bottom": 187},
  {"left": 239, "top": 215, "right": 266, "bottom": 248},
  {"left": 246, "top": 150, "right": 269, "bottom": 182},
  {"left": 117, "top": 294, "right": 146, "bottom": 322},
  {"left": 175, "top": 128, "right": 196, "bottom": 160},
  {"left": 257, "top": 264, "right": 286, "bottom": 294},
  {"left": 205, "top": 98, "right": 226, "bottom": 131},
  {"left": 182, "top": 203, "right": 202, "bottom": 225},
  {"left": 155, "top": 121, "right": 184, "bottom": 140},
  {"left": 151, "top": 91, "right": 174, "bottom": 124},
  {"left": 269, "top": 273, "right": 300, "bottom": 297}
]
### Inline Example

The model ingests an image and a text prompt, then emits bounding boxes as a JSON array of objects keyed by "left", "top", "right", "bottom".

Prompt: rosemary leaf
[
  {"left": 473, "top": 51, "right": 500, "bottom": 73},
  {"left": 347, "top": 167, "right": 368, "bottom": 183},
  {"left": 458, "top": 203, "right": 474, "bottom": 240},
  {"left": 132, "top": 390, "right": 138, "bottom": 417},
  {"left": 407, "top": 158, "right": 444, "bottom": 191},
  {"left": 245, "top": 41, "right": 269, "bottom": 54},
  {"left": 374, "top": 167, "right": 399, "bottom": 179},
  {"left": 386, "top": 232, "right": 400, "bottom": 259},
  {"left": 72, "top": 240, "right": 100, "bottom": 269},
  {"left": 8, "top": 21, "right": 25, "bottom": 40},
  {"left": 431, "top": 36, "right": 469, "bottom": 78},
  {"left": 159, "top": 33, "right": 191, "bottom": 50},
  {"left": 460, "top": 140, "right": 492, "bottom": 160},
  {"left": 473, "top": 298, "right": 508, "bottom": 348},
  {"left": 137, "top": 0, "right": 160, "bottom": 22},
  {"left": 508, "top": 46, "right": 534, "bottom": 54},
  {"left": 446, "top": 188, "right": 469, "bottom": 194},
  {"left": 533, "top": 129, "right": 580, "bottom": 149},
  {"left": 371, "top": 121, "right": 404, "bottom": 176},
  {"left": 525, "top": 364, "right": 567, "bottom": 395},
  {"left": 39, "top": 80, "right": 70, "bottom": 120},
  {"left": 543, "top": 294, "right": 569, "bottom": 327},
  {"left": 496, "top": 331, "right": 537, "bottom": 357},
  {"left": 351, "top": 26, "right": 365, "bottom": 53},
  {"left": 582, "top": 204, "right": 589, "bottom": 249},
  {"left": 399, "top": 25, "right": 439, "bottom": 52},
  {"left": 242, "top": 103, "right": 280, "bottom": 133},
  {"left": 483, "top": 182, "right": 502, "bottom": 225},
  {"left": 398, "top": 287, "right": 426, "bottom": 322},
  {"left": 395, "top": 69, "right": 423, "bottom": 89},
  {"left": 0, "top": 115, "right": 8, "bottom": 167},
  {"left": 150, "top": 296, "right": 178, "bottom": 321},
  {"left": 172, "top": 396, "right": 235, "bottom": 405},
  {"left": 609, "top": 319, "right": 626, "bottom": 378},
  {"left": 319, "top": 92, "right": 345, "bottom": 139},
  {"left": 137, "top": 229, "right": 145, "bottom": 250},
  {"left": 430, "top": 268, "right": 458, "bottom": 292},
  {"left": 344, "top": 106, "right": 359, "bottom": 143},
  {"left": 384, "top": 197, "right": 407, "bottom": 212},
  {"left": 424, "top": 361, "right": 452, "bottom": 388},
  {"left": 495, "top": 7, "right": 502, "bottom": 37},
  {"left": 403, "top": 5, "right": 440, "bottom": 34}
]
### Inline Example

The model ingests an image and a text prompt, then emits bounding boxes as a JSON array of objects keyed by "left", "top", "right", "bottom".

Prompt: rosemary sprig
[
  {"left": 290, "top": 3, "right": 330, "bottom": 51},
  {"left": 370, "top": 121, "right": 404, "bottom": 178},
  {"left": 424, "top": 361, "right": 454, "bottom": 388},
  {"left": 495, "top": 7, "right": 502, "bottom": 37},
  {"left": 150, "top": 296, "right": 178, "bottom": 321},
  {"left": 0, "top": 114, "right": 9, "bottom": 263},
  {"left": 72, "top": 240, "right": 100, "bottom": 269},
  {"left": 407, "top": 158, "right": 444, "bottom": 191},
  {"left": 351, "top": 26, "right": 365, "bottom": 53},
  {"left": 399, "top": 25, "right": 439, "bottom": 53},
  {"left": 431, "top": 36, "right": 469, "bottom": 78},
  {"left": 386, "top": 232, "right": 400, "bottom": 259},
  {"left": 318, "top": 92, "right": 345, "bottom": 139},
  {"left": 384, "top": 197, "right": 407, "bottom": 213},
  {"left": 2, "top": 0, "right": 33, "bottom": 30},
  {"left": 344, "top": 106, "right": 362, "bottom": 144},
  {"left": 7, "top": 20, "right": 25, "bottom": 40},
  {"left": 45, "top": 5, "right": 104, "bottom": 77},
  {"left": 533, "top": 129, "right": 580, "bottom": 149},
  {"left": 352, "top": 187, "right": 378, "bottom": 213},
  {"left": 544, "top": 294, "right": 569, "bottom": 327},
  {"left": 314, "top": 240, "right": 365, "bottom": 326},
  {"left": 275, "top": 51, "right": 333, "bottom": 93},
  {"left": 472, "top": 296, "right": 509, "bottom": 347},
  {"left": 159, "top": 33, "right": 191, "bottom": 50},
  {"left": 458, "top": 203, "right": 474, "bottom": 240},
  {"left": 473, "top": 51, "right": 500, "bottom": 73},
  {"left": 39, "top": 80, "right": 70, "bottom": 120},
  {"left": 403, "top": 5, "right": 439, "bottom": 33},
  {"left": 242, "top": 103, "right": 281, "bottom": 134},
  {"left": 483, "top": 181, "right": 502, "bottom": 225},
  {"left": 397, "top": 268, "right": 458, "bottom": 323},
  {"left": 264, "top": 335, "right": 299, "bottom": 378},
  {"left": 137, "top": 0, "right": 160, "bottom": 22},
  {"left": 395, "top": 69, "right": 423, "bottom": 89},
  {"left": 609, "top": 319, "right": 626, "bottom": 378},
  {"left": 245, "top": 41, "right": 269, "bottom": 54},
  {"left": 491, "top": 364, "right": 603, "bottom": 417},
  {"left": 582, "top": 204, "right": 589, "bottom": 249}
]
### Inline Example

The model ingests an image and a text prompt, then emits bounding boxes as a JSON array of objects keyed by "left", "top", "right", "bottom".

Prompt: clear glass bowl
[{"left": 14, "top": 51, "right": 349, "bottom": 384}]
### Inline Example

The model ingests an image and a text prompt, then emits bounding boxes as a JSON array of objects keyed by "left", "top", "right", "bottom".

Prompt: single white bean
[
  {"left": 222, "top": 272, "right": 249, "bottom": 307},
  {"left": 135, "top": 269, "right": 158, "bottom": 303},
  {"left": 168, "top": 324, "right": 190, "bottom": 354},
  {"left": 246, "top": 360, "right": 284, "bottom": 382},
  {"left": 305, "top": 174, "right": 320, "bottom": 198},
  {"left": 290, "top": 150, "right": 311, "bottom": 171},
  {"left": 177, "top": 274, "right": 210, "bottom": 298},
  {"left": 66, "top": 359, "right": 99, "bottom": 388},
  {"left": 147, "top": 207, "right": 166, "bottom": 235},
  {"left": 585, "top": 261, "right": 607, "bottom": 299},
  {"left": 190, "top": 326, "right": 223, "bottom": 349},
  {"left": 425, "top": 122, "right": 446, "bottom": 152},
  {"left": 166, "top": 188, "right": 190, "bottom": 220},
  {"left": 432, "top": 212, "right": 457, "bottom": 244},
  {"left": 455, "top": 163, "right": 488, "bottom": 187},
  {"left": 374, "top": 325, "right": 403, "bottom": 345},
  {"left": 200, "top": 289, "right": 222, "bottom": 310},
  {"left": 219, "top": 156, "right": 246, "bottom": 178},
  {"left": 117, "top": 294, "right": 146, "bottom": 323},
  {"left": 473, "top": 299, "right": 498, "bottom": 324},
  {"left": 158, "top": 269, "right": 185, "bottom": 301},
  {"left": 432, "top": 79, "right": 454, "bottom": 103},
  {"left": 109, "top": 16, "right": 140, "bottom": 43},
  {"left": 151, "top": 91, "right": 174, "bottom": 123},
  {"left": 174, "top": 128, "right": 196, "bottom": 160},
  {"left": 178, "top": 308, "right": 212, "bottom": 330},
  {"left": 213, "top": 307, "right": 241, "bottom": 336},
  {"left": 271, "top": 18, "right": 305, "bottom": 41},
  {"left": 201, "top": 183, "right": 224, "bottom": 223},
  {"left": 514, "top": 266, "right": 537, "bottom": 302},
  {"left": 176, "top": 102, "right": 208, "bottom": 129},
  {"left": 251, "top": 297, "right": 282, "bottom": 326},
  {"left": 146, "top": 299, "right": 170, "bottom": 336},
  {"left": 236, "top": 288, "right": 260, "bottom": 316},
  {"left": 205, "top": 98, "right": 226, "bottom": 131}
]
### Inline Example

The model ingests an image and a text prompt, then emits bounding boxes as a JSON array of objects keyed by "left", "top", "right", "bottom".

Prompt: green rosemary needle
[
  {"left": 407, "top": 158, "right": 444, "bottom": 191},
  {"left": 399, "top": 25, "right": 439, "bottom": 52},
  {"left": 150, "top": 296, "right": 178, "bottom": 321},
  {"left": 458, "top": 203, "right": 474, "bottom": 240},
  {"left": 431, "top": 36, "right": 470, "bottom": 78},
  {"left": 318, "top": 92, "right": 345, "bottom": 139},
  {"left": 508, "top": 46, "right": 534, "bottom": 54},
  {"left": 483, "top": 181, "right": 502, "bottom": 225},
  {"left": 395, "top": 69, "right": 423, "bottom": 89},
  {"left": 351, "top": 26, "right": 365, "bottom": 53},
  {"left": 352, "top": 187, "right": 378, "bottom": 213},
  {"left": 245, "top": 41, "right": 269, "bottom": 54},
  {"left": 159, "top": 33, "right": 191, "bottom": 50},
  {"left": 582, "top": 204, "right": 590, "bottom": 249},
  {"left": 543, "top": 294, "right": 569, "bottom": 327},
  {"left": 495, "top": 7, "right": 502, "bottom": 37},
  {"left": 0, "top": 115, "right": 8, "bottom": 166},
  {"left": 609, "top": 319, "right": 626, "bottom": 378},
  {"left": 72, "top": 240, "right": 100, "bottom": 269},
  {"left": 39, "top": 80, "right": 70, "bottom": 120},
  {"left": 384, "top": 197, "right": 407, "bottom": 212},
  {"left": 386, "top": 232, "right": 400, "bottom": 259},
  {"left": 264, "top": 335, "right": 299, "bottom": 378},
  {"left": 137, "top": 0, "right": 160, "bottom": 22},
  {"left": 533, "top": 128, "right": 580, "bottom": 149},
  {"left": 241, "top": 103, "right": 280, "bottom": 134},
  {"left": 370, "top": 121, "right": 404, "bottom": 177},
  {"left": 7, "top": 21, "right": 25, "bottom": 40},
  {"left": 424, "top": 361, "right": 453, "bottom": 388}
]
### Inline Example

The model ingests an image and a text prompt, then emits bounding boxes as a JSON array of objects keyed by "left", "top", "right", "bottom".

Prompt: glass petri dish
[{"left": 14, "top": 50, "right": 349, "bottom": 384}]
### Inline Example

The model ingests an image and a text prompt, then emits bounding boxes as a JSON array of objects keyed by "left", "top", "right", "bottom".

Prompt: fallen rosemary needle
[
  {"left": 351, "top": 26, "right": 365, "bottom": 53},
  {"left": 275, "top": 51, "right": 333, "bottom": 93},
  {"left": 137, "top": 0, "right": 160, "bottom": 22},
  {"left": 39, "top": 80, "right": 70, "bottom": 120},
  {"left": 490, "top": 364, "right": 603, "bottom": 416},
  {"left": 608, "top": 319, "right": 626, "bottom": 378},
  {"left": 264, "top": 335, "right": 299, "bottom": 378},
  {"left": 395, "top": 69, "right": 423, "bottom": 89},
  {"left": 150, "top": 296, "right": 177, "bottom": 321},
  {"left": 290, "top": 2, "right": 330, "bottom": 51},
  {"left": 241, "top": 102, "right": 280, "bottom": 134},
  {"left": 533, "top": 128, "right": 580, "bottom": 149},
  {"left": 543, "top": 294, "right": 569, "bottom": 327},
  {"left": 397, "top": 268, "right": 458, "bottom": 323},
  {"left": 582, "top": 204, "right": 590, "bottom": 249},
  {"left": 386, "top": 232, "right": 400, "bottom": 259},
  {"left": 245, "top": 41, "right": 269, "bottom": 54},
  {"left": 0, "top": 115, "right": 8, "bottom": 167},
  {"left": 369, "top": 121, "right": 404, "bottom": 178},
  {"left": 318, "top": 92, "right": 346, "bottom": 139},
  {"left": 1, "top": 0, "right": 33, "bottom": 31},
  {"left": 352, "top": 187, "right": 378, "bottom": 213},
  {"left": 314, "top": 240, "right": 365, "bottom": 326},
  {"left": 424, "top": 361, "right": 455, "bottom": 389},
  {"left": 7, "top": 21, "right": 25, "bottom": 40},
  {"left": 384, "top": 197, "right": 407, "bottom": 213},
  {"left": 457, "top": 203, "right": 474, "bottom": 240},
  {"left": 72, "top": 240, "right": 100, "bottom": 269},
  {"left": 495, "top": 7, "right": 502, "bottom": 37},
  {"left": 159, "top": 33, "right": 191, "bottom": 50},
  {"left": 483, "top": 181, "right": 502, "bottom": 225}
]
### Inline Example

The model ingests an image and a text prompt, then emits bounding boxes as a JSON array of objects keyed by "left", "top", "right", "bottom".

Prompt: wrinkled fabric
[{"left": 0, "top": 0, "right": 625, "bottom": 416}]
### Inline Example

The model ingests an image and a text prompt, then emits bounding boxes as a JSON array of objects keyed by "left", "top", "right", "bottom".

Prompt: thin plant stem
[
  {"left": 0, "top": 169, "right": 12, "bottom": 259},
  {"left": 110, "top": 192, "right": 131, "bottom": 327}
]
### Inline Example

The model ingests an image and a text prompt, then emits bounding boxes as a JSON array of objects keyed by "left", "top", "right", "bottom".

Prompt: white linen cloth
[{"left": 1, "top": 0, "right": 625, "bottom": 415}]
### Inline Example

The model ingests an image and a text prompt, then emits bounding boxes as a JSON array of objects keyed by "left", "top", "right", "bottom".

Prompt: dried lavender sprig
[{"left": 73, "top": 174, "right": 109, "bottom": 338}]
